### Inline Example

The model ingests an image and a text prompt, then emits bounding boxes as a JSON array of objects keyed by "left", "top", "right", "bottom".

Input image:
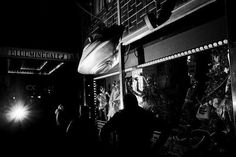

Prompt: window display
[
  {"left": 107, "top": 81, "right": 120, "bottom": 120},
  {"left": 96, "top": 86, "right": 110, "bottom": 121},
  {"left": 94, "top": 44, "right": 234, "bottom": 156},
  {"left": 158, "top": 45, "right": 233, "bottom": 157},
  {"left": 95, "top": 77, "right": 121, "bottom": 121}
]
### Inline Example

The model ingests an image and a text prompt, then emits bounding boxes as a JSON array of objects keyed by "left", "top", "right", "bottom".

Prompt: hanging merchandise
[
  {"left": 181, "top": 55, "right": 198, "bottom": 124},
  {"left": 196, "top": 102, "right": 210, "bottom": 120},
  {"left": 96, "top": 86, "right": 110, "bottom": 121},
  {"left": 215, "top": 98, "right": 227, "bottom": 120},
  {"left": 126, "top": 71, "right": 169, "bottom": 120},
  {"left": 130, "top": 68, "right": 144, "bottom": 105},
  {"left": 197, "top": 46, "right": 233, "bottom": 132},
  {"left": 107, "top": 81, "right": 120, "bottom": 120}
]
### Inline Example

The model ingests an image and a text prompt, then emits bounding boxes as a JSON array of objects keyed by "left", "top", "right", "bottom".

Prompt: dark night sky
[
  {"left": 0, "top": 0, "right": 86, "bottom": 111},
  {"left": 0, "top": 0, "right": 87, "bottom": 105},
  {"left": 0, "top": 1, "right": 87, "bottom": 152},
  {"left": 0, "top": 0, "right": 89, "bottom": 54}
]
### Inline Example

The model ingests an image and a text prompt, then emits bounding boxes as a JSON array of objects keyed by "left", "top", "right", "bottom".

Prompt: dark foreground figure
[
  {"left": 100, "top": 93, "right": 170, "bottom": 156},
  {"left": 65, "top": 106, "right": 100, "bottom": 156},
  {"left": 55, "top": 104, "right": 100, "bottom": 156}
]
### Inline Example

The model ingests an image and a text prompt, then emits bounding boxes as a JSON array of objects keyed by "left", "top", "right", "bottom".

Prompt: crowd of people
[{"left": 55, "top": 93, "right": 170, "bottom": 156}]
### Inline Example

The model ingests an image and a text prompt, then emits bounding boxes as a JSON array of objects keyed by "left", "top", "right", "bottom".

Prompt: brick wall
[{"left": 88, "top": 0, "right": 192, "bottom": 38}]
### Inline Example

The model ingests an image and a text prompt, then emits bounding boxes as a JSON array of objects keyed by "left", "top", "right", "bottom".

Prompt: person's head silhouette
[{"left": 123, "top": 93, "right": 139, "bottom": 110}]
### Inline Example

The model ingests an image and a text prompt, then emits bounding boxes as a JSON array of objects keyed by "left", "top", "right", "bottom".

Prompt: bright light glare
[{"left": 6, "top": 102, "right": 30, "bottom": 123}]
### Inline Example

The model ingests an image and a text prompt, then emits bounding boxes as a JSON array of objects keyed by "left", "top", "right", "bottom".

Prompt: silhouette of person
[
  {"left": 55, "top": 104, "right": 99, "bottom": 155},
  {"left": 66, "top": 105, "right": 99, "bottom": 156},
  {"left": 100, "top": 93, "right": 170, "bottom": 156},
  {"left": 54, "top": 104, "right": 72, "bottom": 154},
  {"left": 55, "top": 104, "right": 69, "bottom": 136}
]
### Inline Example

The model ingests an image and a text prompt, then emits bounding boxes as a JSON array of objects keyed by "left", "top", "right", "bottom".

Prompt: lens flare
[{"left": 6, "top": 102, "right": 31, "bottom": 123}]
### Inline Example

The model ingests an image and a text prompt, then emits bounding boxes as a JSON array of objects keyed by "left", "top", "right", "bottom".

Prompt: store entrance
[{"left": 0, "top": 51, "right": 83, "bottom": 153}]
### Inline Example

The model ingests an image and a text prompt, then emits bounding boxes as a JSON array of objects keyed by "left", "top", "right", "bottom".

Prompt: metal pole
[
  {"left": 117, "top": 0, "right": 125, "bottom": 109},
  {"left": 225, "top": 0, "right": 236, "bottom": 136}
]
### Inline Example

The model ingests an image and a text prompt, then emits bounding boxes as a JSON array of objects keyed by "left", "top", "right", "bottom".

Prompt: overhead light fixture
[
  {"left": 48, "top": 62, "right": 64, "bottom": 75},
  {"left": 20, "top": 61, "right": 48, "bottom": 71},
  {"left": 8, "top": 62, "right": 64, "bottom": 75}
]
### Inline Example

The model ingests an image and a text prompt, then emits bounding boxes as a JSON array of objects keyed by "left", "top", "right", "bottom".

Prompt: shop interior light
[
  {"left": 223, "top": 39, "right": 228, "bottom": 44},
  {"left": 137, "top": 39, "right": 227, "bottom": 69},
  {"left": 208, "top": 44, "right": 213, "bottom": 48},
  {"left": 218, "top": 41, "right": 223, "bottom": 45},
  {"left": 20, "top": 61, "right": 48, "bottom": 71},
  {"left": 48, "top": 62, "right": 64, "bottom": 75},
  {"left": 213, "top": 42, "right": 218, "bottom": 47}
]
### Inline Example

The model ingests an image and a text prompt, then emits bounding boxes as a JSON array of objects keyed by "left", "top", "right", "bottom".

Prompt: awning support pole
[{"left": 117, "top": 0, "right": 125, "bottom": 109}]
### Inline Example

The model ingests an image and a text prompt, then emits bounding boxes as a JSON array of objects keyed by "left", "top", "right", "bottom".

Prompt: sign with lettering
[{"left": 2, "top": 48, "right": 76, "bottom": 61}]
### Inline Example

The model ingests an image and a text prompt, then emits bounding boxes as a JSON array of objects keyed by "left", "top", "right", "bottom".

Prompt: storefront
[{"left": 81, "top": 0, "right": 235, "bottom": 155}]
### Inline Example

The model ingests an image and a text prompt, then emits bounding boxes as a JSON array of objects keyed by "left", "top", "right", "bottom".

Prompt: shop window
[
  {"left": 94, "top": 45, "right": 234, "bottom": 156},
  {"left": 94, "top": 75, "right": 120, "bottom": 121}
]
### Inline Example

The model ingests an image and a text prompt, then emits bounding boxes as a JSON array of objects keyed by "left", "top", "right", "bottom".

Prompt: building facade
[{"left": 82, "top": 0, "right": 235, "bottom": 155}]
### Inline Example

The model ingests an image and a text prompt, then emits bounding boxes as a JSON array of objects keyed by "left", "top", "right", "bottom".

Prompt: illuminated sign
[{"left": 7, "top": 48, "right": 75, "bottom": 61}]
